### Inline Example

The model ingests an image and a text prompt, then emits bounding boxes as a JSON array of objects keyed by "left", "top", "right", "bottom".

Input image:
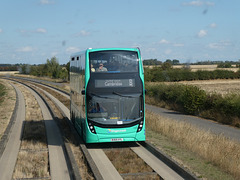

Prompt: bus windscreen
[{"left": 89, "top": 50, "right": 139, "bottom": 73}]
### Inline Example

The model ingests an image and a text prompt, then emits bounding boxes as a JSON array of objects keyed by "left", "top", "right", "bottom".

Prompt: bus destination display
[{"left": 95, "top": 79, "right": 135, "bottom": 88}]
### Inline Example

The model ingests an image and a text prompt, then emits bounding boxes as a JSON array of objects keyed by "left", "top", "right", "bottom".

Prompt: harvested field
[
  {"left": 173, "top": 64, "right": 239, "bottom": 72},
  {"left": 146, "top": 79, "right": 240, "bottom": 96},
  {"left": 178, "top": 79, "right": 240, "bottom": 95},
  {"left": 0, "top": 71, "right": 19, "bottom": 75}
]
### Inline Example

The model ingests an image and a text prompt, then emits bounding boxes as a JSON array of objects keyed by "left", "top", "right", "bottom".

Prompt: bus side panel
[{"left": 137, "top": 50, "right": 146, "bottom": 142}]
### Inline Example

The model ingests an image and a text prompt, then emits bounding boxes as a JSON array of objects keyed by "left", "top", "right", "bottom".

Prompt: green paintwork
[{"left": 72, "top": 48, "right": 145, "bottom": 143}]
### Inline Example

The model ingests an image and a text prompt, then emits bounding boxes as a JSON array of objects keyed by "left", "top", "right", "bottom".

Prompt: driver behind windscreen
[{"left": 89, "top": 103, "right": 105, "bottom": 113}]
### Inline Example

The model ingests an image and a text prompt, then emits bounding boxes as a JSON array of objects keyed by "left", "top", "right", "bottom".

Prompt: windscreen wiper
[
  {"left": 112, "top": 91, "right": 136, "bottom": 98},
  {"left": 122, "top": 117, "right": 143, "bottom": 121}
]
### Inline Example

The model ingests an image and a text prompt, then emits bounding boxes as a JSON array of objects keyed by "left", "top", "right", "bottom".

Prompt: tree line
[
  {"left": 143, "top": 59, "right": 240, "bottom": 66},
  {"left": 0, "top": 64, "right": 19, "bottom": 71},
  {"left": 143, "top": 59, "right": 180, "bottom": 65},
  {"left": 19, "top": 57, "right": 70, "bottom": 81}
]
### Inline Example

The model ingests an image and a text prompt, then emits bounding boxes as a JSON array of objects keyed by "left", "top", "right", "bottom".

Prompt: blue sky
[{"left": 0, "top": 0, "right": 239, "bottom": 64}]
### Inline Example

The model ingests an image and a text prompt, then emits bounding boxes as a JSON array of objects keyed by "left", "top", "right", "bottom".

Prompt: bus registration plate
[{"left": 111, "top": 138, "right": 123, "bottom": 142}]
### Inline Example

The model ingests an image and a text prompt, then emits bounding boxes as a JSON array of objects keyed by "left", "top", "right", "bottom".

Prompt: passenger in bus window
[
  {"left": 91, "top": 64, "right": 95, "bottom": 72},
  {"left": 96, "top": 63, "right": 107, "bottom": 72}
]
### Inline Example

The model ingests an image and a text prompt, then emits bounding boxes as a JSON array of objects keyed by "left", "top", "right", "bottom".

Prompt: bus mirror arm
[{"left": 81, "top": 90, "right": 85, "bottom": 95}]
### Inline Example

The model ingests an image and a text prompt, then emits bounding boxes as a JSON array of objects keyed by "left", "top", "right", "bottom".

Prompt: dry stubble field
[{"left": 178, "top": 79, "right": 240, "bottom": 95}]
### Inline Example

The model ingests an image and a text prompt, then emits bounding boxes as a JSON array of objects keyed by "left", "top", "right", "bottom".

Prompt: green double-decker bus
[{"left": 70, "top": 48, "right": 145, "bottom": 143}]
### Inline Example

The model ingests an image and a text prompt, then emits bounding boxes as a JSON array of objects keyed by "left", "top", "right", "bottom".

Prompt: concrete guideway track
[
  {"left": 131, "top": 145, "right": 184, "bottom": 180},
  {"left": 0, "top": 83, "right": 25, "bottom": 180},
  {"left": 0, "top": 79, "right": 71, "bottom": 180},
  {"left": 25, "top": 85, "right": 71, "bottom": 180},
  {"left": 88, "top": 148, "right": 123, "bottom": 180}
]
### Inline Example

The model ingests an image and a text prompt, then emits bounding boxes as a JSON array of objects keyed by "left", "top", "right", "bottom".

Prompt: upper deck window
[{"left": 89, "top": 50, "right": 139, "bottom": 73}]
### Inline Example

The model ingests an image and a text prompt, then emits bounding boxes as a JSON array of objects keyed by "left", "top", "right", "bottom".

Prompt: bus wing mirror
[
  {"left": 145, "top": 89, "right": 147, "bottom": 94},
  {"left": 81, "top": 90, "right": 85, "bottom": 95}
]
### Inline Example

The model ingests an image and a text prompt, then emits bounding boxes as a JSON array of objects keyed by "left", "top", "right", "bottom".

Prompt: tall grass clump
[
  {"left": 146, "top": 110, "right": 240, "bottom": 179},
  {"left": 0, "top": 82, "right": 6, "bottom": 104},
  {"left": 146, "top": 83, "right": 240, "bottom": 127}
]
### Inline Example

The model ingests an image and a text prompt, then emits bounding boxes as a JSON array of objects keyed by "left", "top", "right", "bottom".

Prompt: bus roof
[{"left": 70, "top": 47, "right": 140, "bottom": 57}]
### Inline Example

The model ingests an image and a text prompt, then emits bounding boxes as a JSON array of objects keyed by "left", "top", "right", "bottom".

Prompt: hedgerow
[
  {"left": 146, "top": 83, "right": 240, "bottom": 127},
  {"left": 144, "top": 67, "right": 240, "bottom": 82}
]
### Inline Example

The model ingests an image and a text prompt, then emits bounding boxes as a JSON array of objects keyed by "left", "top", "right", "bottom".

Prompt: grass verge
[{"left": 146, "top": 110, "right": 240, "bottom": 179}]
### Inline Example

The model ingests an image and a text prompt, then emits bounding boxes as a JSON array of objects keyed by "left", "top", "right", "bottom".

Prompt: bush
[
  {"left": 146, "top": 83, "right": 207, "bottom": 114},
  {"left": 180, "top": 86, "right": 207, "bottom": 114}
]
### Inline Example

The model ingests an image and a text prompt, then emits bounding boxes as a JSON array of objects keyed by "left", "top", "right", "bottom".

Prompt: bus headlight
[
  {"left": 88, "top": 122, "right": 96, "bottom": 134},
  {"left": 137, "top": 120, "right": 144, "bottom": 132}
]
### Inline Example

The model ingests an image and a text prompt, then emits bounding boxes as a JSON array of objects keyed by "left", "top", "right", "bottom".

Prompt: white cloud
[
  {"left": 145, "top": 48, "right": 157, "bottom": 52},
  {"left": 75, "top": 30, "right": 91, "bottom": 37},
  {"left": 51, "top": 52, "right": 58, "bottom": 57},
  {"left": 16, "top": 46, "right": 34, "bottom": 52},
  {"left": 19, "top": 28, "right": 47, "bottom": 35},
  {"left": 66, "top": 47, "right": 81, "bottom": 53},
  {"left": 165, "top": 49, "right": 172, "bottom": 55},
  {"left": 205, "top": 1, "right": 215, "bottom": 6},
  {"left": 197, "top": 29, "right": 207, "bottom": 37},
  {"left": 209, "top": 23, "right": 217, "bottom": 28},
  {"left": 40, "top": 0, "right": 54, "bottom": 5},
  {"left": 182, "top": 1, "right": 215, "bottom": 7},
  {"left": 35, "top": 28, "right": 47, "bottom": 33},
  {"left": 159, "top": 39, "right": 169, "bottom": 44},
  {"left": 173, "top": 43, "right": 184, "bottom": 47}
]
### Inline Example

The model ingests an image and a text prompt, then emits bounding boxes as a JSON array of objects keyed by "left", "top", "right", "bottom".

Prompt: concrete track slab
[
  {"left": 0, "top": 83, "right": 25, "bottom": 180},
  {"left": 131, "top": 145, "right": 184, "bottom": 180},
  {"left": 27, "top": 87, "right": 70, "bottom": 180},
  {"left": 88, "top": 148, "right": 123, "bottom": 180}
]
